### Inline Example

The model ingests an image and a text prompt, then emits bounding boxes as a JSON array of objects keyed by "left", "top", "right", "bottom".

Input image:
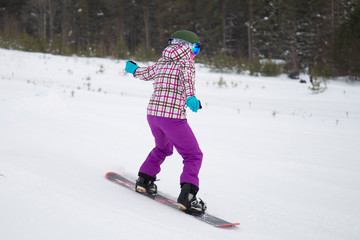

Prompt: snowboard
[{"left": 105, "top": 172, "right": 240, "bottom": 228}]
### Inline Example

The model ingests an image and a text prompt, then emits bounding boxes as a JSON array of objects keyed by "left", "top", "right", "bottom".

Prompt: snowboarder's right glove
[
  {"left": 125, "top": 60, "right": 139, "bottom": 75},
  {"left": 186, "top": 96, "right": 202, "bottom": 112}
]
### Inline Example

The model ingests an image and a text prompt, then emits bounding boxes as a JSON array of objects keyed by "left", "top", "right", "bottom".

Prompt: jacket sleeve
[
  {"left": 180, "top": 60, "right": 196, "bottom": 99},
  {"left": 133, "top": 64, "right": 157, "bottom": 81}
]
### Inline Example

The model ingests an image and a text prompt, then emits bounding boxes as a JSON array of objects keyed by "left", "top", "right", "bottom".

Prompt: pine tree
[{"left": 333, "top": 0, "right": 360, "bottom": 79}]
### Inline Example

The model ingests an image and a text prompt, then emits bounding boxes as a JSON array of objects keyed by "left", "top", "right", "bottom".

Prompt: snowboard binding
[
  {"left": 177, "top": 183, "right": 207, "bottom": 213},
  {"left": 135, "top": 173, "right": 157, "bottom": 195}
]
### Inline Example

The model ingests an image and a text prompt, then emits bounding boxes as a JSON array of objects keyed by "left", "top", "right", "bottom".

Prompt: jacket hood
[{"left": 162, "top": 45, "right": 192, "bottom": 62}]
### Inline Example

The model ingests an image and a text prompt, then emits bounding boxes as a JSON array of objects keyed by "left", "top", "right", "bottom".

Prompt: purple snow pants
[{"left": 139, "top": 115, "right": 203, "bottom": 188}]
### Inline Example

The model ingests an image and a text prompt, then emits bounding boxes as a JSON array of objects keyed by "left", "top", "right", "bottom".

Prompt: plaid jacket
[{"left": 134, "top": 45, "right": 196, "bottom": 119}]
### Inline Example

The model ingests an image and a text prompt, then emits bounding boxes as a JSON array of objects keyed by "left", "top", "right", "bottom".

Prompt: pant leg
[
  {"left": 171, "top": 122, "right": 203, "bottom": 188},
  {"left": 158, "top": 118, "right": 203, "bottom": 188},
  {"left": 139, "top": 116, "right": 174, "bottom": 178}
]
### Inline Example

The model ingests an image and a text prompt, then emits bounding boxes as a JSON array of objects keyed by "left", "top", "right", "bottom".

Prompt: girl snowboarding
[{"left": 125, "top": 30, "right": 206, "bottom": 213}]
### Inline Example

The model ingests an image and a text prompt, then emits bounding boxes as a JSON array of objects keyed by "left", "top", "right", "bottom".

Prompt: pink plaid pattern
[{"left": 134, "top": 45, "right": 196, "bottom": 119}]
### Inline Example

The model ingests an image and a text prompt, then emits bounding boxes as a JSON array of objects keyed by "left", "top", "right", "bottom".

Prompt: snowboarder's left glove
[
  {"left": 125, "top": 61, "right": 139, "bottom": 75},
  {"left": 186, "top": 96, "right": 201, "bottom": 112}
]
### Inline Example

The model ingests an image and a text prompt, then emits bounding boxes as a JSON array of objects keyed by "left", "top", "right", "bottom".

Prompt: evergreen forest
[{"left": 0, "top": 0, "right": 359, "bottom": 79}]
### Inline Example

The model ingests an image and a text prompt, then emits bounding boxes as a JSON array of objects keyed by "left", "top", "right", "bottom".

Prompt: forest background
[{"left": 0, "top": 0, "right": 359, "bottom": 79}]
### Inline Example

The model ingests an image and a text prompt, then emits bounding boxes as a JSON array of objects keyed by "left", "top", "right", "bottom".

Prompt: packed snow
[{"left": 1, "top": 48, "right": 360, "bottom": 240}]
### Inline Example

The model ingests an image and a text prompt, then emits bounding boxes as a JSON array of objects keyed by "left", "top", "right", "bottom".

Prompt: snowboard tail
[{"left": 105, "top": 172, "right": 239, "bottom": 228}]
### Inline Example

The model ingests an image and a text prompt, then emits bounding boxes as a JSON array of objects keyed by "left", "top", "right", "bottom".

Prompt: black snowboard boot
[
  {"left": 135, "top": 172, "right": 157, "bottom": 195},
  {"left": 177, "top": 183, "right": 207, "bottom": 213}
]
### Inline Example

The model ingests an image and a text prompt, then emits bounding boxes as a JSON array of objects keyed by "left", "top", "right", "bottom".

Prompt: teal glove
[
  {"left": 186, "top": 96, "right": 201, "bottom": 113},
  {"left": 125, "top": 61, "right": 139, "bottom": 75}
]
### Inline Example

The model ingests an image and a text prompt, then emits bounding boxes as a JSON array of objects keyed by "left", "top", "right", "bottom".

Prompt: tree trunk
[
  {"left": 143, "top": 0, "right": 151, "bottom": 50},
  {"left": 47, "top": 0, "right": 55, "bottom": 41},
  {"left": 221, "top": 0, "right": 227, "bottom": 52},
  {"left": 248, "top": 0, "right": 253, "bottom": 67}
]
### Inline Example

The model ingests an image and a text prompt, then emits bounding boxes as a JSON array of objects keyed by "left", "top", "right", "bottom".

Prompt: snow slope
[{"left": 1, "top": 48, "right": 360, "bottom": 240}]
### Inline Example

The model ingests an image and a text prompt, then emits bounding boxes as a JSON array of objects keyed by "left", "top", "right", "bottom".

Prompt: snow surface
[{"left": 1, "top": 48, "right": 360, "bottom": 240}]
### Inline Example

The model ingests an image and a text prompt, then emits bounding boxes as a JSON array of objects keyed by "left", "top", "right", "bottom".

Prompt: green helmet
[{"left": 170, "top": 30, "right": 200, "bottom": 44}]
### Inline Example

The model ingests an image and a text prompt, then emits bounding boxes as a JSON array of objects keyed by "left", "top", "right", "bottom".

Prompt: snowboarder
[{"left": 125, "top": 30, "right": 206, "bottom": 213}]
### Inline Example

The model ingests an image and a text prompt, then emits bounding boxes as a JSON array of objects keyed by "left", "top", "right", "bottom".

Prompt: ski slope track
[{"left": 1, "top": 48, "right": 360, "bottom": 240}]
